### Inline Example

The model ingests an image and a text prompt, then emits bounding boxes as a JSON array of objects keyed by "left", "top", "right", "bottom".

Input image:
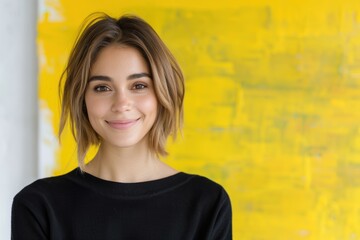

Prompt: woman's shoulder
[
  {"left": 185, "top": 173, "right": 224, "bottom": 190},
  {"left": 181, "top": 172, "right": 231, "bottom": 202},
  {"left": 13, "top": 168, "right": 79, "bottom": 202}
]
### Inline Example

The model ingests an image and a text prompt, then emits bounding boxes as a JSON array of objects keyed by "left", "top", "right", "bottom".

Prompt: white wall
[{"left": 0, "top": 0, "right": 38, "bottom": 238}]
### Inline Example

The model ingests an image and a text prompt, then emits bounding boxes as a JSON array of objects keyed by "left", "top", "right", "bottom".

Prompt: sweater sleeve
[
  {"left": 11, "top": 193, "right": 48, "bottom": 240},
  {"left": 209, "top": 188, "right": 232, "bottom": 240}
]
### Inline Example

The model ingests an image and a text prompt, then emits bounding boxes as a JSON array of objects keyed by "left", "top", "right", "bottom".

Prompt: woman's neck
[{"left": 84, "top": 142, "right": 177, "bottom": 183}]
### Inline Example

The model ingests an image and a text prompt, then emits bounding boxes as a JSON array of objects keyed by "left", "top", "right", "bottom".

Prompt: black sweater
[{"left": 11, "top": 168, "right": 232, "bottom": 239}]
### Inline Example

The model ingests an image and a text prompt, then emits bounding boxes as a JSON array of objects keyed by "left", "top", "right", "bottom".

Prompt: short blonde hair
[{"left": 59, "top": 13, "right": 184, "bottom": 169}]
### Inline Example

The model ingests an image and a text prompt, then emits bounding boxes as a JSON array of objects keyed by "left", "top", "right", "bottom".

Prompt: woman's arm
[
  {"left": 11, "top": 193, "right": 48, "bottom": 240},
  {"left": 209, "top": 188, "right": 233, "bottom": 240}
]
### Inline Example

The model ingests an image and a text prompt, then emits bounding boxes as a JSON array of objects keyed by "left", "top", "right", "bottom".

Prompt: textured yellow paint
[{"left": 38, "top": 0, "right": 360, "bottom": 239}]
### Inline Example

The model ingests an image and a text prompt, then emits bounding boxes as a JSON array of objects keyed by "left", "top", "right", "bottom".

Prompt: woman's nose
[{"left": 111, "top": 90, "right": 131, "bottom": 112}]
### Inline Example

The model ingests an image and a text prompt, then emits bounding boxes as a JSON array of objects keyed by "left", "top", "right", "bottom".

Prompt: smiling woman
[
  {"left": 11, "top": 13, "right": 232, "bottom": 239},
  {"left": 85, "top": 45, "right": 159, "bottom": 162}
]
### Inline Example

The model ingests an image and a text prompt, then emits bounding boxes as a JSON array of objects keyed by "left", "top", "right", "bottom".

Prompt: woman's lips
[{"left": 106, "top": 119, "right": 139, "bottom": 129}]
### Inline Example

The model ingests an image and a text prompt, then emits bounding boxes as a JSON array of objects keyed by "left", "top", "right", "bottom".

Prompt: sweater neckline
[{"left": 70, "top": 168, "right": 192, "bottom": 198}]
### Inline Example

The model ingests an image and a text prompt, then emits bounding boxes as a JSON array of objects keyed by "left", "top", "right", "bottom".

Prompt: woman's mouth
[{"left": 106, "top": 118, "right": 140, "bottom": 130}]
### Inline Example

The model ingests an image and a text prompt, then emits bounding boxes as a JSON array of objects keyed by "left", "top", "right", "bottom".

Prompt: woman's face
[{"left": 85, "top": 44, "right": 158, "bottom": 149}]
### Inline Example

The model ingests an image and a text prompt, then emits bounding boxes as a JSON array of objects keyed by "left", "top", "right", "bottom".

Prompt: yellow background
[{"left": 39, "top": 0, "right": 360, "bottom": 239}]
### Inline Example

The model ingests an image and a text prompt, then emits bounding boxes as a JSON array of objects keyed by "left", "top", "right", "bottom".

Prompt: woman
[{"left": 12, "top": 13, "right": 232, "bottom": 239}]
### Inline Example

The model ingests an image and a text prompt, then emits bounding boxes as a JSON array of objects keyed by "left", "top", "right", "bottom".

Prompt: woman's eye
[
  {"left": 133, "top": 83, "right": 147, "bottom": 90},
  {"left": 94, "top": 85, "right": 111, "bottom": 92}
]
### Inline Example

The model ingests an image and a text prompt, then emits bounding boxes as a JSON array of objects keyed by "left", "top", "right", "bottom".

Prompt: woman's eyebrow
[
  {"left": 127, "top": 72, "right": 152, "bottom": 80},
  {"left": 88, "top": 73, "right": 151, "bottom": 82},
  {"left": 88, "top": 75, "right": 111, "bottom": 82}
]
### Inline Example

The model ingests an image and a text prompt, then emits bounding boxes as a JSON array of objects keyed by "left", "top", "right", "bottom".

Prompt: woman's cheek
[{"left": 139, "top": 95, "right": 157, "bottom": 111}]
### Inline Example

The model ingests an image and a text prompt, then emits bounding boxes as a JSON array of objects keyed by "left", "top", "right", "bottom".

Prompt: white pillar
[{"left": 0, "top": 0, "right": 38, "bottom": 238}]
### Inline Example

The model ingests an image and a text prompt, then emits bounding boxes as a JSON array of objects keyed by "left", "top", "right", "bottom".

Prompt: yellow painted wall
[{"left": 38, "top": 0, "right": 360, "bottom": 239}]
